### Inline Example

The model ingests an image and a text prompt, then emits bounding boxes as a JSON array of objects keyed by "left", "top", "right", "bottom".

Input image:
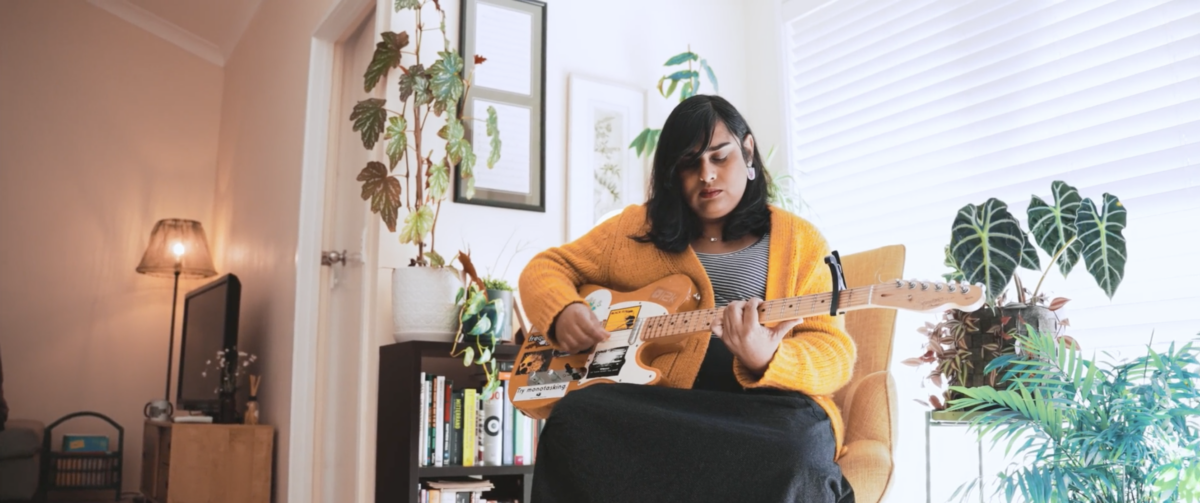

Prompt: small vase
[
  {"left": 243, "top": 398, "right": 260, "bottom": 425},
  {"left": 218, "top": 390, "right": 238, "bottom": 424}
]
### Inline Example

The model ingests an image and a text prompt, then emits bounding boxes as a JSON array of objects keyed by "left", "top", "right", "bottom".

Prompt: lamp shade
[{"left": 136, "top": 219, "right": 217, "bottom": 279}]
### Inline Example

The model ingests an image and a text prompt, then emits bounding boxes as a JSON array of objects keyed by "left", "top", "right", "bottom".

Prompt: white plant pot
[{"left": 392, "top": 266, "right": 461, "bottom": 342}]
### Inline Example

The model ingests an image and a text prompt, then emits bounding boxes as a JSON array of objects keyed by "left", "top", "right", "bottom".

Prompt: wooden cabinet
[{"left": 140, "top": 421, "right": 273, "bottom": 503}]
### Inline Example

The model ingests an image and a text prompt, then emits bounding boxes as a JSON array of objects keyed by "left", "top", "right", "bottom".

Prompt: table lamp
[{"left": 136, "top": 219, "right": 217, "bottom": 406}]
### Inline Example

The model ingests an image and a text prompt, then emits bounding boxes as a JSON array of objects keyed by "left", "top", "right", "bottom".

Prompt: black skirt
[{"left": 531, "top": 382, "right": 855, "bottom": 503}]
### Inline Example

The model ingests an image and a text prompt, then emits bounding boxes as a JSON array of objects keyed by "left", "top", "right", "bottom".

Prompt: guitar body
[{"left": 508, "top": 275, "right": 702, "bottom": 420}]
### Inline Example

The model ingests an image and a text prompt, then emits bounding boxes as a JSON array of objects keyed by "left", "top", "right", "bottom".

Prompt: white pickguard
[{"left": 578, "top": 294, "right": 668, "bottom": 386}]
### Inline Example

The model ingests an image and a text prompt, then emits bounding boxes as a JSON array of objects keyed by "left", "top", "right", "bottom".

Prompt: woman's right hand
[{"left": 550, "top": 303, "right": 610, "bottom": 353}]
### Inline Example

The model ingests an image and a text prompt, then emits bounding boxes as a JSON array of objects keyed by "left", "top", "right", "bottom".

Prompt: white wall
[
  {"left": 210, "top": 0, "right": 337, "bottom": 501},
  {"left": 0, "top": 1, "right": 224, "bottom": 492},
  {"left": 377, "top": 0, "right": 762, "bottom": 319}
]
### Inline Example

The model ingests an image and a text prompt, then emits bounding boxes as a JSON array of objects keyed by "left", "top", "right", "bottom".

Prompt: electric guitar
[{"left": 508, "top": 270, "right": 985, "bottom": 420}]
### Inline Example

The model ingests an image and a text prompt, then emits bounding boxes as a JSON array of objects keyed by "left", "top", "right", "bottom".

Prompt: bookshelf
[{"left": 376, "top": 340, "right": 535, "bottom": 503}]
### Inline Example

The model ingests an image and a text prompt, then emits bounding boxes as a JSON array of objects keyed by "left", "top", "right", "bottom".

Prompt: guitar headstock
[{"left": 868, "top": 279, "right": 985, "bottom": 313}]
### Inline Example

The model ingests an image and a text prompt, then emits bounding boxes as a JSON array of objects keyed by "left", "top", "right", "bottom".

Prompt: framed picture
[
  {"left": 455, "top": 0, "right": 547, "bottom": 212},
  {"left": 567, "top": 75, "right": 647, "bottom": 241}
]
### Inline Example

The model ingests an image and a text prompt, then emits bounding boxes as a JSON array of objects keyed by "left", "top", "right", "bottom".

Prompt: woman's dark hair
[{"left": 634, "top": 94, "right": 772, "bottom": 253}]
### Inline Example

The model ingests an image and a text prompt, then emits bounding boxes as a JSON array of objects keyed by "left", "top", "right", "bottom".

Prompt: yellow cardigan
[{"left": 518, "top": 204, "right": 856, "bottom": 456}]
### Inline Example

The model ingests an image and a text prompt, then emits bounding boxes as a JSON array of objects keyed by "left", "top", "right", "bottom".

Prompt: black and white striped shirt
[
  {"left": 693, "top": 233, "right": 771, "bottom": 392},
  {"left": 695, "top": 233, "right": 770, "bottom": 308}
]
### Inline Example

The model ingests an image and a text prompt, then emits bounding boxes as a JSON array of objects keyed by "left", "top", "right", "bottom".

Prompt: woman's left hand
[{"left": 711, "top": 298, "right": 803, "bottom": 376}]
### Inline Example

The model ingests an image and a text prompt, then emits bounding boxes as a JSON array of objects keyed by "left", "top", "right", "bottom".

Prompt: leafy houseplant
[
  {"left": 627, "top": 48, "right": 804, "bottom": 215},
  {"left": 906, "top": 181, "right": 1128, "bottom": 409},
  {"left": 947, "top": 329, "right": 1200, "bottom": 503},
  {"left": 449, "top": 251, "right": 507, "bottom": 395},
  {"left": 353, "top": 0, "right": 502, "bottom": 341},
  {"left": 351, "top": 0, "right": 501, "bottom": 266}
]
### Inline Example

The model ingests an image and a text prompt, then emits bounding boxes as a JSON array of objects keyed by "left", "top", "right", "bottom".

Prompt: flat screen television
[{"left": 176, "top": 273, "right": 240, "bottom": 415}]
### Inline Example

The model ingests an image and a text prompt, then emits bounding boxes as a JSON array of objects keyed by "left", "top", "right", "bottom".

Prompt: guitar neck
[{"left": 636, "top": 286, "right": 875, "bottom": 341}]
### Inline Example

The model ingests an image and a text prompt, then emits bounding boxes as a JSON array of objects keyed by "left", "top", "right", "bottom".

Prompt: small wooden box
[{"left": 140, "top": 420, "right": 273, "bottom": 503}]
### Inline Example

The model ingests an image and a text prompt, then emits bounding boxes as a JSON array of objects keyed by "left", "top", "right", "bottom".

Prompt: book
[
  {"left": 450, "top": 390, "right": 463, "bottom": 465},
  {"left": 482, "top": 390, "right": 503, "bottom": 466},
  {"left": 513, "top": 407, "right": 525, "bottom": 465},
  {"left": 427, "top": 375, "right": 437, "bottom": 466},
  {"left": 462, "top": 388, "right": 477, "bottom": 466},
  {"left": 442, "top": 378, "right": 453, "bottom": 466},
  {"left": 501, "top": 381, "right": 513, "bottom": 465},
  {"left": 434, "top": 375, "right": 445, "bottom": 467},
  {"left": 419, "top": 372, "right": 428, "bottom": 466}
]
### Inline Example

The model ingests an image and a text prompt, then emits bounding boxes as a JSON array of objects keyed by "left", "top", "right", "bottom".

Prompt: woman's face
[{"left": 678, "top": 121, "right": 755, "bottom": 223}]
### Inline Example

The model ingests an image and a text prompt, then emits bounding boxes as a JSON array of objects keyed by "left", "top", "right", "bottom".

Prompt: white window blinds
[{"left": 782, "top": 0, "right": 1200, "bottom": 353}]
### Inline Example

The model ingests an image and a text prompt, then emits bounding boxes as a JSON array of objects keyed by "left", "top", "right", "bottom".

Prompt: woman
[{"left": 518, "top": 95, "right": 856, "bottom": 502}]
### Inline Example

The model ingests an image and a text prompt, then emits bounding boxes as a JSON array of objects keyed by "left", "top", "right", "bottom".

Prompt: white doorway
[{"left": 292, "top": 1, "right": 390, "bottom": 503}]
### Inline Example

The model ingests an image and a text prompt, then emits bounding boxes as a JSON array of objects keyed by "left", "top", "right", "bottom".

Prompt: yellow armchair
[{"left": 836, "top": 245, "right": 906, "bottom": 503}]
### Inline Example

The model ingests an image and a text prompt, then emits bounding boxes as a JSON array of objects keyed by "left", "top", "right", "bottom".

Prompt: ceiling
[{"left": 95, "top": 0, "right": 264, "bottom": 65}]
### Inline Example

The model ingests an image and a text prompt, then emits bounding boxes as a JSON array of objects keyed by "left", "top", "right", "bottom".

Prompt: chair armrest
[
  {"left": 0, "top": 419, "right": 44, "bottom": 460},
  {"left": 843, "top": 370, "right": 897, "bottom": 448},
  {"left": 837, "top": 439, "right": 893, "bottom": 503}
]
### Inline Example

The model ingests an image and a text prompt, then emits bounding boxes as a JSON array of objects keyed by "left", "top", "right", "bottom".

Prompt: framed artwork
[
  {"left": 567, "top": 75, "right": 647, "bottom": 241},
  {"left": 455, "top": 0, "right": 547, "bottom": 212}
]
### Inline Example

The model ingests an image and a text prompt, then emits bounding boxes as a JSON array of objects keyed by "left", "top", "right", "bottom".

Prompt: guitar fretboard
[{"left": 635, "top": 285, "right": 875, "bottom": 341}]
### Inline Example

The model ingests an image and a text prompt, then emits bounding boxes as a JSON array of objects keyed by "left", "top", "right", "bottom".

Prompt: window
[{"left": 783, "top": 0, "right": 1200, "bottom": 354}]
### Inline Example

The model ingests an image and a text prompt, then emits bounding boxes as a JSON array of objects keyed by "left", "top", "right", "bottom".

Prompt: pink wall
[
  {"left": 212, "top": 0, "right": 336, "bottom": 500},
  {"left": 0, "top": 1, "right": 224, "bottom": 492}
]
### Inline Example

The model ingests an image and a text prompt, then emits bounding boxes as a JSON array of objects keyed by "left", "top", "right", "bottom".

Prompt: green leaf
[
  {"left": 700, "top": 59, "right": 719, "bottom": 93},
  {"left": 461, "top": 346, "right": 474, "bottom": 366},
  {"left": 1076, "top": 194, "right": 1127, "bottom": 299},
  {"left": 664, "top": 78, "right": 679, "bottom": 99},
  {"left": 950, "top": 198, "right": 1025, "bottom": 300},
  {"left": 394, "top": 0, "right": 421, "bottom": 10},
  {"left": 1020, "top": 233, "right": 1041, "bottom": 271},
  {"left": 384, "top": 116, "right": 408, "bottom": 170},
  {"left": 350, "top": 98, "right": 387, "bottom": 149},
  {"left": 425, "top": 250, "right": 446, "bottom": 267},
  {"left": 356, "top": 161, "right": 401, "bottom": 232},
  {"left": 460, "top": 148, "right": 477, "bottom": 199},
  {"left": 476, "top": 347, "right": 492, "bottom": 364},
  {"left": 680, "top": 80, "right": 695, "bottom": 100},
  {"left": 468, "top": 316, "right": 492, "bottom": 336},
  {"left": 645, "top": 129, "right": 660, "bottom": 158},
  {"left": 427, "top": 159, "right": 449, "bottom": 200},
  {"left": 486, "top": 106, "right": 501, "bottom": 169},
  {"left": 943, "top": 244, "right": 967, "bottom": 283},
  {"left": 630, "top": 128, "right": 650, "bottom": 157},
  {"left": 429, "top": 51, "right": 464, "bottom": 116},
  {"left": 667, "top": 70, "right": 700, "bottom": 82},
  {"left": 398, "top": 204, "right": 434, "bottom": 244},
  {"left": 663, "top": 51, "right": 698, "bottom": 66},
  {"left": 364, "top": 32, "right": 409, "bottom": 92},
  {"left": 1028, "top": 181, "right": 1084, "bottom": 276},
  {"left": 398, "top": 64, "right": 432, "bottom": 106}
]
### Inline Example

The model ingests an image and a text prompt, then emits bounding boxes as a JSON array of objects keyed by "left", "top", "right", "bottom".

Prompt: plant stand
[{"left": 925, "top": 410, "right": 983, "bottom": 503}]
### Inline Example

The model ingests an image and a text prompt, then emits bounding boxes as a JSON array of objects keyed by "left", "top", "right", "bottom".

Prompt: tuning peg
[
  {"left": 907, "top": 280, "right": 917, "bottom": 289},
  {"left": 962, "top": 284, "right": 972, "bottom": 294},
  {"left": 948, "top": 283, "right": 957, "bottom": 292},
  {"left": 935, "top": 283, "right": 943, "bottom": 291},
  {"left": 895, "top": 280, "right": 903, "bottom": 288},
  {"left": 921, "top": 282, "right": 930, "bottom": 290}
]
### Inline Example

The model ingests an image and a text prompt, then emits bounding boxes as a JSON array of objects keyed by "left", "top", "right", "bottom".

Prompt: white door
[{"left": 312, "top": 8, "right": 381, "bottom": 503}]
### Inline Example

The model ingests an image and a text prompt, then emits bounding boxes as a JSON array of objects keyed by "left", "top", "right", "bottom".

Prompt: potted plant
[
  {"left": 627, "top": 48, "right": 803, "bottom": 215},
  {"left": 350, "top": 0, "right": 501, "bottom": 341},
  {"left": 905, "top": 181, "right": 1128, "bottom": 409},
  {"left": 947, "top": 328, "right": 1200, "bottom": 502},
  {"left": 448, "top": 250, "right": 507, "bottom": 395}
]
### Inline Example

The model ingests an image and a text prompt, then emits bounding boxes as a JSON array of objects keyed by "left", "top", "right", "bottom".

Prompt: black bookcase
[{"left": 375, "top": 341, "right": 534, "bottom": 503}]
